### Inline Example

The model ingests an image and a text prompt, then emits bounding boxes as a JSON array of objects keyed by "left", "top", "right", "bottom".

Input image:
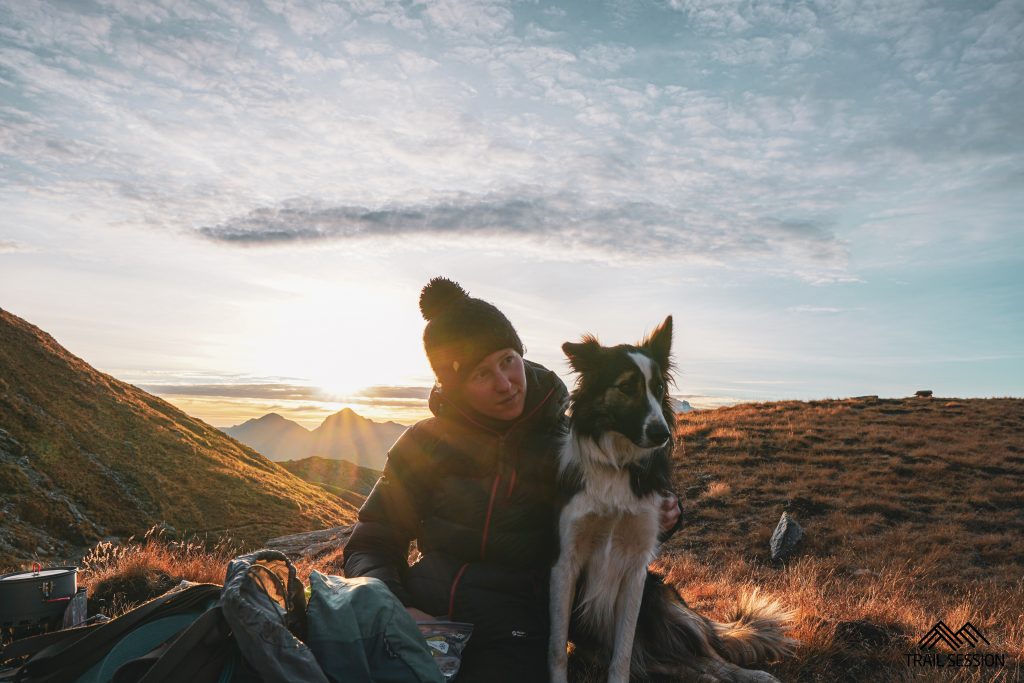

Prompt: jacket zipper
[
  {"left": 448, "top": 563, "right": 469, "bottom": 620},
  {"left": 480, "top": 437, "right": 503, "bottom": 560},
  {"left": 446, "top": 385, "right": 558, "bottom": 561}
]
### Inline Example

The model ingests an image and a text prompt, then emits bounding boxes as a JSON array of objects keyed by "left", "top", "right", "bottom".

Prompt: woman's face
[{"left": 460, "top": 348, "right": 527, "bottom": 421}]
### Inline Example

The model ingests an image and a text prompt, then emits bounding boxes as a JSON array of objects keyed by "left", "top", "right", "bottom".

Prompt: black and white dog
[{"left": 549, "top": 317, "right": 793, "bottom": 683}]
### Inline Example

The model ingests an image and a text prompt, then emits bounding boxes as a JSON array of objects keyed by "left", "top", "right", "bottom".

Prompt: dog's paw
[
  {"left": 731, "top": 670, "right": 781, "bottom": 683},
  {"left": 703, "top": 661, "right": 782, "bottom": 683},
  {"left": 548, "top": 668, "right": 569, "bottom": 683},
  {"left": 548, "top": 648, "right": 569, "bottom": 683}
]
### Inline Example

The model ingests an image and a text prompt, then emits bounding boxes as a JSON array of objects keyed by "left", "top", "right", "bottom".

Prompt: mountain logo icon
[
  {"left": 918, "top": 621, "right": 990, "bottom": 651},
  {"left": 954, "top": 622, "right": 990, "bottom": 649}
]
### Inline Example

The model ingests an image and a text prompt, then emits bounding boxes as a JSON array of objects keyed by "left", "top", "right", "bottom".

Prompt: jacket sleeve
[{"left": 343, "top": 425, "right": 435, "bottom": 606}]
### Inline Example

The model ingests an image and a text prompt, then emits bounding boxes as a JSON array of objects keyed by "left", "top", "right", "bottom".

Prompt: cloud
[
  {"left": 142, "top": 381, "right": 433, "bottom": 406},
  {"left": 0, "top": 239, "right": 31, "bottom": 254},
  {"left": 0, "top": 0, "right": 1020, "bottom": 286},
  {"left": 787, "top": 305, "right": 845, "bottom": 314},
  {"left": 141, "top": 383, "right": 327, "bottom": 401},
  {"left": 195, "top": 192, "right": 851, "bottom": 279},
  {"left": 357, "top": 385, "right": 432, "bottom": 399},
  {"left": 419, "top": 0, "right": 514, "bottom": 38}
]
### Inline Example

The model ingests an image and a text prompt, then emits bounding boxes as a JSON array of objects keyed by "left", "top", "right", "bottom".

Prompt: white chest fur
[{"left": 556, "top": 437, "right": 662, "bottom": 639}]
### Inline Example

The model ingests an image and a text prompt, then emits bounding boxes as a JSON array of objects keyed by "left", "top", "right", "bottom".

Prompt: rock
[
  {"left": 914, "top": 390, "right": 933, "bottom": 398},
  {"left": 770, "top": 512, "right": 803, "bottom": 561},
  {"left": 264, "top": 525, "right": 353, "bottom": 560}
]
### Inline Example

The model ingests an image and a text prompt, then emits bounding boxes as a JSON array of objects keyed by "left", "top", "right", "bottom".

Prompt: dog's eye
[
  {"left": 653, "top": 381, "right": 664, "bottom": 395},
  {"left": 615, "top": 381, "right": 636, "bottom": 395}
]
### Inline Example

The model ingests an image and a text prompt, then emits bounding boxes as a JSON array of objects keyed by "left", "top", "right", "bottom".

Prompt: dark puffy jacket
[{"left": 343, "top": 360, "right": 568, "bottom": 641}]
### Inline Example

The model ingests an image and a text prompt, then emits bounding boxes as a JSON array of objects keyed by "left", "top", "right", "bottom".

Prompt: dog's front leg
[
  {"left": 608, "top": 565, "right": 646, "bottom": 683},
  {"left": 548, "top": 550, "right": 580, "bottom": 683}
]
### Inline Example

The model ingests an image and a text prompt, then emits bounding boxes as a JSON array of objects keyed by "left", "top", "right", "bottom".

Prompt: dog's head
[{"left": 563, "top": 316, "right": 675, "bottom": 463}]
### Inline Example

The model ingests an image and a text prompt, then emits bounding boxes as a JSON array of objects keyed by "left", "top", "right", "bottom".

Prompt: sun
[{"left": 248, "top": 279, "right": 431, "bottom": 399}]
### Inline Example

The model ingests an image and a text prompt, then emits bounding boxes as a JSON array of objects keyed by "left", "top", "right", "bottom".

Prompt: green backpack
[{"left": 0, "top": 582, "right": 258, "bottom": 683}]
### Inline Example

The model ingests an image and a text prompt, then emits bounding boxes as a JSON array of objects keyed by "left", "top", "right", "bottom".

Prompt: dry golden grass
[
  {"left": 76, "top": 526, "right": 348, "bottom": 616},
  {"left": 662, "top": 396, "right": 1024, "bottom": 681},
  {"left": 44, "top": 396, "right": 1024, "bottom": 681}
]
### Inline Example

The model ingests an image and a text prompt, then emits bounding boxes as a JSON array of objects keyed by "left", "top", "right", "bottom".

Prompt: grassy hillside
[
  {"left": 0, "top": 308, "right": 357, "bottom": 568},
  {"left": 662, "top": 396, "right": 1023, "bottom": 681},
  {"left": 278, "top": 456, "right": 382, "bottom": 507},
  {"left": 14, "top": 395, "right": 1022, "bottom": 681}
]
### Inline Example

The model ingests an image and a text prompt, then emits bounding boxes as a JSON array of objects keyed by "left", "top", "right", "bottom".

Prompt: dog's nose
[{"left": 646, "top": 422, "right": 671, "bottom": 446}]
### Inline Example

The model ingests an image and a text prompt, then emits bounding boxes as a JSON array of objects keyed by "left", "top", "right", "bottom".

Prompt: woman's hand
[
  {"left": 659, "top": 492, "right": 681, "bottom": 534},
  {"left": 405, "top": 607, "right": 435, "bottom": 622}
]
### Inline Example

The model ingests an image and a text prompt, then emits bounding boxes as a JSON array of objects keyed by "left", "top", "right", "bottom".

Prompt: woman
[{"left": 343, "top": 277, "right": 679, "bottom": 682}]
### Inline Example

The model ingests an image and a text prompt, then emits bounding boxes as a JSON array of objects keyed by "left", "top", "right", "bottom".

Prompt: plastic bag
[{"left": 416, "top": 621, "right": 473, "bottom": 680}]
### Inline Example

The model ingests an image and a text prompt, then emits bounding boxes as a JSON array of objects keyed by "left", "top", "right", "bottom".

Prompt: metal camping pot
[{"left": 0, "top": 564, "right": 78, "bottom": 630}]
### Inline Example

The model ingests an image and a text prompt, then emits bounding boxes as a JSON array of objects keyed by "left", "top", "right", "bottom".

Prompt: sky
[{"left": 1, "top": 0, "right": 1021, "bottom": 428}]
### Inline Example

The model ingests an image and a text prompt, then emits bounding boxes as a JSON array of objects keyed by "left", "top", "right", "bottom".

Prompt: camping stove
[{"left": 0, "top": 564, "right": 78, "bottom": 643}]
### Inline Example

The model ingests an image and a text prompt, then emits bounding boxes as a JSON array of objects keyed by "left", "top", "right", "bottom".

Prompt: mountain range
[
  {"left": 0, "top": 307, "right": 357, "bottom": 567},
  {"left": 223, "top": 410, "right": 407, "bottom": 470}
]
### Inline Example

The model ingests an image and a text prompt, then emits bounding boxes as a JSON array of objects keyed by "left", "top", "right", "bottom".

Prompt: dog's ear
[
  {"left": 641, "top": 316, "right": 673, "bottom": 375},
  {"left": 562, "top": 335, "right": 603, "bottom": 374}
]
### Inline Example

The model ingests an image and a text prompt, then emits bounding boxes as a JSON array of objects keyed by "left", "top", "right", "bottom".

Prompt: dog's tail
[
  {"left": 706, "top": 590, "right": 797, "bottom": 667},
  {"left": 636, "top": 577, "right": 796, "bottom": 676}
]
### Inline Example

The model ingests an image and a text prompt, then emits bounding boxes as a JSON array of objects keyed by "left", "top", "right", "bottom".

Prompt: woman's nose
[{"left": 495, "top": 371, "right": 512, "bottom": 392}]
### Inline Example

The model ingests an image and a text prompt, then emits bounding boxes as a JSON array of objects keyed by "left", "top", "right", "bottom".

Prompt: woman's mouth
[{"left": 497, "top": 392, "right": 519, "bottom": 406}]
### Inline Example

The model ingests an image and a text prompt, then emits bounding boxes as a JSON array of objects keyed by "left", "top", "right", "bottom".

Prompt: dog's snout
[{"left": 646, "top": 422, "right": 671, "bottom": 446}]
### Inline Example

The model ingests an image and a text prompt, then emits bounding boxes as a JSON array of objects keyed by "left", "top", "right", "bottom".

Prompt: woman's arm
[
  {"left": 657, "top": 490, "right": 683, "bottom": 543},
  {"left": 343, "top": 425, "right": 434, "bottom": 606}
]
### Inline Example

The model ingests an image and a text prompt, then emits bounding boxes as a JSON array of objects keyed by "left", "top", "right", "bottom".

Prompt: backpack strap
[
  {"left": 0, "top": 622, "right": 100, "bottom": 664},
  {"left": 19, "top": 583, "right": 221, "bottom": 682},
  {"left": 121, "top": 606, "right": 230, "bottom": 683}
]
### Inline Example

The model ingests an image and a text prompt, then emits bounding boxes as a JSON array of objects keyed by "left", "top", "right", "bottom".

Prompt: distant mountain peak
[
  {"left": 228, "top": 411, "right": 297, "bottom": 430},
  {"left": 321, "top": 407, "right": 368, "bottom": 425},
  {"left": 223, "top": 406, "right": 406, "bottom": 470},
  {"left": 672, "top": 398, "right": 696, "bottom": 413}
]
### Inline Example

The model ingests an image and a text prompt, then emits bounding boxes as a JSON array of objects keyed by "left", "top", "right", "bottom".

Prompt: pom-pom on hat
[{"left": 419, "top": 276, "right": 524, "bottom": 387}]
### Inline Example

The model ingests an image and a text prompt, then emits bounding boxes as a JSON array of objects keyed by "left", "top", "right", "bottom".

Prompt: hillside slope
[
  {"left": 278, "top": 456, "right": 381, "bottom": 508},
  {"left": 0, "top": 307, "right": 357, "bottom": 567},
  {"left": 667, "top": 396, "right": 1024, "bottom": 590},
  {"left": 660, "top": 397, "right": 1024, "bottom": 680}
]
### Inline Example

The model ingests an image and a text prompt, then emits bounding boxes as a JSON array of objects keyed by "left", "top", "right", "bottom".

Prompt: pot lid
[{"left": 0, "top": 567, "right": 78, "bottom": 582}]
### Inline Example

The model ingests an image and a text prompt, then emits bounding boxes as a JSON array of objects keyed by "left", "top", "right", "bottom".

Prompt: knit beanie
[{"left": 419, "top": 276, "right": 524, "bottom": 387}]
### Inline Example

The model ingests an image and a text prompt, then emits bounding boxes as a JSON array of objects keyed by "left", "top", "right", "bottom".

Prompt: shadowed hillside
[
  {"left": 278, "top": 456, "right": 382, "bottom": 508},
  {"left": 0, "top": 307, "right": 357, "bottom": 568}
]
